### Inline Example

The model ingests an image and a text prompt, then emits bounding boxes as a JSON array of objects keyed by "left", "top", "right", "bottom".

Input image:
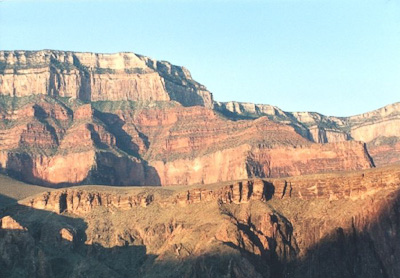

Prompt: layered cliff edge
[
  {"left": 215, "top": 101, "right": 400, "bottom": 166},
  {"left": 0, "top": 49, "right": 398, "bottom": 187},
  {"left": 0, "top": 50, "right": 213, "bottom": 108}
]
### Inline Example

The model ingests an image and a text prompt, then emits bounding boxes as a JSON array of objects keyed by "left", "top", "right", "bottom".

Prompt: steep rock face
[
  {"left": 367, "top": 137, "right": 400, "bottom": 166},
  {"left": 21, "top": 179, "right": 269, "bottom": 214},
  {"left": 214, "top": 101, "right": 350, "bottom": 144},
  {"left": 0, "top": 49, "right": 388, "bottom": 187},
  {"left": 127, "top": 106, "right": 371, "bottom": 185},
  {"left": 1, "top": 49, "right": 399, "bottom": 172},
  {"left": 151, "top": 146, "right": 251, "bottom": 185},
  {"left": 308, "top": 126, "right": 349, "bottom": 143},
  {"left": 140, "top": 56, "right": 214, "bottom": 108},
  {"left": 214, "top": 101, "right": 285, "bottom": 117},
  {"left": 93, "top": 152, "right": 160, "bottom": 186},
  {"left": 249, "top": 141, "right": 373, "bottom": 178},
  {"left": 0, "top": 95, "right": 373, "bottom": 186},
  {"left": 350, "top": 118, "right": 400, "bottom": 142},
  {"left": 271, "top": 164, "right": 400, "bottom": 200},
  {"left": 22, "top": 188, "right": 154, "bottom": 215},
  {"left": 216, "top": 101, "right": 400, "bottom": 166},
  {"left": 4, "top": 151, "right": 95, "bottom": 185},
  {"left": 0, "top": 50, "right": 213, "bottom": 107},
  {"left": 0, "top": 96, "right": 153, "bottom": 186},
  {"left": 92, "top": 72, "right": 168, "bottom": 102},
  {"left": 23, "top": 165, "right": 400, "bottom": 214},
  {"left": 174, "top": 179, "right": 272, "bottom": 206}
]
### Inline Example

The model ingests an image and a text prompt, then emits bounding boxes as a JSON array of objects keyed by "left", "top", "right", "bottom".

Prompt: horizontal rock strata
[{"left": 0, "top": 50, "right": 213, "bottom": 108}]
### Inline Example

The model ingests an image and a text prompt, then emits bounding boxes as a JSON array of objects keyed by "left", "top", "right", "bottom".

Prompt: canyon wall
[
  {"left": 2, "top": 49, "right": 398, "bottom": 187},
  {"left": 123, "top": 105, "right": 372, "bottom": 185},
  {"left": 216, "top": 101, "right": 400, "bottom": 166},
  {"left": 23, "top": 164, "right": 400, "bottom": 214},
  {"left": 0, "top": 95, "right": 373, "bottom": 186},
  {"left": 0, "top": 50, "right": 213, "bottom": 107}
]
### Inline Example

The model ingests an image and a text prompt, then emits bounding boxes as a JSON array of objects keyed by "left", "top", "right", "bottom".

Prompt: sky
[{"left": 0, "top": 0, "right": 399, "bottom": 116}]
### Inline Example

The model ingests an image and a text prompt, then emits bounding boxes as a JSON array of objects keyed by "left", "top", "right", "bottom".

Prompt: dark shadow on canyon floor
[
  {"left": 220, "top": 189, "right": 400, "bottom": 278},
  {"left": 0, "top": 196, "right": 154, "bottom": 278},
  {"left": 0, "top": 194, "right": 16, "bottom": 210}
]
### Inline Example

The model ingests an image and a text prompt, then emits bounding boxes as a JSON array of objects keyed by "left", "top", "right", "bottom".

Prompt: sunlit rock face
[
  {"left": 0, "top": 49, "right": 386, "bottom": 187},
  {"left": 129, "top": 106, "right": 372, "bottom": 185},
  {"left": 0, "top": 50, "right": 213, "bottom": 107},
  {"left": 0, "top": 96, "right": 373, "bottom": 186},
  {"left": 216, "top": 101, "right": 400, "bottom": 166}
]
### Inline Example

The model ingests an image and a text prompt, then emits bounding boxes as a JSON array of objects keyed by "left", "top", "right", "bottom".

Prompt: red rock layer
[
  {"left": 127, "top": 106, "right": 373, "bottom": 185},
  {"left": 0, "top": 97, "right": 373, "bottom": 186}
]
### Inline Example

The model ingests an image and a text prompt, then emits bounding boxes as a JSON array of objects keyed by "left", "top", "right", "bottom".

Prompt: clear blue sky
[{"left": 1, "top": 0, "right": 399, "bottom": 116}]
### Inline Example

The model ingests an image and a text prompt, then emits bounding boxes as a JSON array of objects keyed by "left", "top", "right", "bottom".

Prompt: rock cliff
[
  {"left": 2, "top": 49, "right": 398, "bottom": 187},
  {"left": 0, "top": 50, "right": 213, "bottom": 107},
  {"left": 216, "top": 101, "right": 400, "bottom": 166},
  {"left": 0, "top": 95, "right": 373, "bottom": 186}
]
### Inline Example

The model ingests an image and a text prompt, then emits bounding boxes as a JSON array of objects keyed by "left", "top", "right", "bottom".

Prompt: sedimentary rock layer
[
  {"left": 22, "top": 164, "right": 400, "bottom": 213},
  {"left": 0, "top": 95, "right": 373, "bottom": 186},
  {"left": 0, "top": 50, "right": 213, "bottom": 108},
  {"left": 216, "top": 101, "right": 400, "bottom": 166}
]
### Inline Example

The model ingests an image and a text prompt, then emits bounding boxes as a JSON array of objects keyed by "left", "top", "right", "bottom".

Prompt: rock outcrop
[
  {"left": 0, "top": 215, "right": 27, "bottom": 231},
  {"left": 140, "top": 56, "right": 214, "bottom": 108},
  {"left": 21, "top": 164, "right": 400, "bottom": 212},
  {"left": 123, "top": 105, "right": 372, "bottom": 185},
  {"left": 22, "top": 188, "right": 154, "bottom": 216}
]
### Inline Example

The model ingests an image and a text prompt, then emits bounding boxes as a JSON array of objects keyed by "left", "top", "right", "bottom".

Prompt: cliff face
[
  {"left": 22, "top": 164, "right": 400, "bottom": 214},
  {"left": 107, "top": 105, "right": 373, "bottom": 185},
  {"left": 0, "top": 50, "right": 213, "bottom": 107},
  {"left": 216, "top": 101, "right": 400, "bottom": 166},
  {"left": 0, "top": 96, "right": 373, "bottom": 186},
  {"left": 2, "top": 49, "right": 396, "bottom": 187},
  {"left": 0, "top": 96, "right": 161, "bottom": 186},
  {"left": 1, "top": 164, "right": 400, "bottom": 277}
]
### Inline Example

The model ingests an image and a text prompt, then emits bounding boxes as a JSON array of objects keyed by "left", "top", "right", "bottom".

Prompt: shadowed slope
[{"left": 1, "top": 165, "right": 399, "bottom": 277}]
